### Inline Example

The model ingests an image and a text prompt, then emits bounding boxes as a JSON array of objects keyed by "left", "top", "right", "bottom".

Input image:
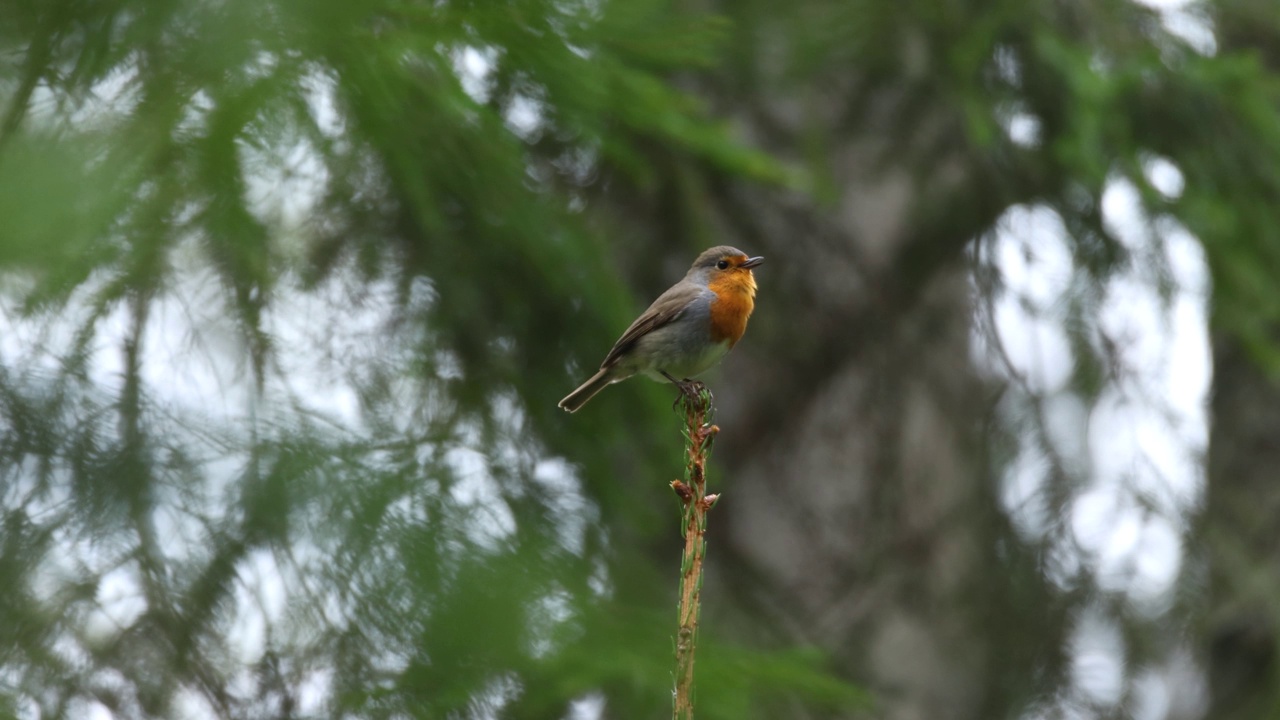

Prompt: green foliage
[
  {"left": 6, "top": 0, "right": 1280, "bottom": 716},
  {"left": 0, "top": 0, "right": 845, "bottom": 717}
]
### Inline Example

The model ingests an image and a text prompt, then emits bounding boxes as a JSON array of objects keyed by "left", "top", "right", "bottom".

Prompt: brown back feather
[{"left": 600, "top": 282, "right": 698, "bottom": 369}]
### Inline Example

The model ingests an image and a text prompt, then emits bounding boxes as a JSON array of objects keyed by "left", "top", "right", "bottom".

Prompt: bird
[{"left": 558, "top": 245, "right": 763, "bottom": 413}]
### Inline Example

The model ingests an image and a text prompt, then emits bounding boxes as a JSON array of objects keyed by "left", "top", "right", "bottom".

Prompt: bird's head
[{"left": 689, "top": 245, "right": 763, "bottom": 287}]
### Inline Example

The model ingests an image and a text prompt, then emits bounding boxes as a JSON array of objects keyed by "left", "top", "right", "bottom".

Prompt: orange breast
[{"left": 708, "top": 270, "right": 757, "bottom": 347}]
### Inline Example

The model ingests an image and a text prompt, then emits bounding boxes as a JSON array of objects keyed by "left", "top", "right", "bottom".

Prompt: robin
[{"left": 558, "top": 245, "right": 763, "bottom": 412}]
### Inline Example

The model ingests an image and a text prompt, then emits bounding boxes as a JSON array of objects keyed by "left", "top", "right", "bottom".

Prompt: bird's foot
[
  {"left": 660, "top": 371, "right": 712, "bottom": 411},
  {"left": 673, "top": 379, "right": 711, "bottom": 411}
]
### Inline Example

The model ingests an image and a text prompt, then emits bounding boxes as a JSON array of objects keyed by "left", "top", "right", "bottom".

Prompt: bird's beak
[{"left": 741, "top": 256, "right": 764, "bottom": 269}]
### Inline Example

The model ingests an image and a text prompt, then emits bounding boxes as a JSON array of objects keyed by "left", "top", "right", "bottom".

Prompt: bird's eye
[{"left": 716, "top": 260, "right": 729, "bottom": 270}]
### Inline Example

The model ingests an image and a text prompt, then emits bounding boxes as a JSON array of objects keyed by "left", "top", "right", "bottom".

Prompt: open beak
[{"left": 741, "top": 256, "right": 764, "bottom": 269}]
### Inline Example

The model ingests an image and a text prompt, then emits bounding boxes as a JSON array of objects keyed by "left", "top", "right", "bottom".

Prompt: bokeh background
[{"left": 2, "top": 0, "right": 1280, "bottom": 718}]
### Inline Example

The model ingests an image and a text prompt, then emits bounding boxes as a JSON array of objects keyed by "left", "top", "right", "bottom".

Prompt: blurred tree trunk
[
  {"left": 704, "top": 159, "right": 1054, "bottom": 719},
  {"left": 1203, "top": 336, "right": 1280, "bottom": 720},
  {"left": 716, "top": 258, "right": 1007, "bottom": 720},
  {"left": 1200, "top": 5, "right": 1280, "bottom": 718}
]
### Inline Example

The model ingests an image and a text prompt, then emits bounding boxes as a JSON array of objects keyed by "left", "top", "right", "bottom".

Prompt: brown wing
[{"left": 600, "top": 283, "right": 695, "bottom": 369}]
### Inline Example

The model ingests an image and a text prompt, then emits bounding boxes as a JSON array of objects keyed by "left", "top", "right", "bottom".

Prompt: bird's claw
[
  {"left": 671, "top": 378, "right": 711, "bottom": 410},
  {"left": 660, "top": 371, "right": 712, "bottom": 411}
]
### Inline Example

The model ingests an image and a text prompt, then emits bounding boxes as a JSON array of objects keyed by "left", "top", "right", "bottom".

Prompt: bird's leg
[{"left": 661, "top": 371, "right": 711, "bottom": 409}]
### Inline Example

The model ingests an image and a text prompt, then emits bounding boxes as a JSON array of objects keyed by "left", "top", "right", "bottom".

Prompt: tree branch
[
  {"left": 0, "top": 7, "right": 59, "bottom": 153},
  {"left": 671, "top": 387, "right": 719, "bottom": 720}
]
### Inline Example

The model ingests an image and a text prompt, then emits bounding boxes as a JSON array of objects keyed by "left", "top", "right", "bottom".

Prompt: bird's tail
[{"left": 558, "top": 368, "right": 617, "bottom": 413}]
